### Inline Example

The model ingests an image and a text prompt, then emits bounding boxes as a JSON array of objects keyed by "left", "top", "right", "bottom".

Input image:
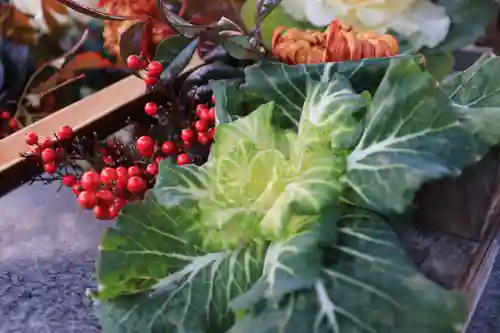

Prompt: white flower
[
  {"left": 11, "top": 0, "right": 100, "bottom": 33},
  {"left": 281, "top": 0, "right": 451, "bottom": 48}
]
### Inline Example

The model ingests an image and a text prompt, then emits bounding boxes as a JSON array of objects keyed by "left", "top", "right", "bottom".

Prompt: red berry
[
  {"left": 101, "top": 167, "right": 118, "bottom": 185},
  {"left": 197, "top": 132, "right": 211, "bottom": 145},
  {"left": 0, "top": 111, "right": 9, "bottom": 119},
  {"left": 44, "top": 163, "right": 57, "bottom": 174},
  {"left": 161, "top": 141, "right": 176, "bottom": 155},
  {"left": 116, "top": 166, "right": 127, "bottom": 178},
  {"left": 80, "top": 170, "right": 101, "bottom": 191},
  {"left": 103, "top": 156, "right": 114, "bottom": 165},
  {"left": 25, "top": 131, "right": 38, "bottom": 145},
  {"left": 144, "top": 76, "right": 157, "bottom": 85},
  {"left": 108, "top": 205, "right": 120, "bottom": 219},
  {"left": 208, "top": 127, "right": 216, "bottom": 140},
  {"left": 62, "top": 174, "right": 77, "bottom": 187},
  {"left": 72, "top": 183, "right": 82, "bottom": 195},
  {"left": 155, "top": 156, "right": 163, "bottom": 164},
  {"left": 146, "top": 163, "right": 158, "bottom": 175},
  {"left": 147, "top": 61, "right": 163, "bottom": 76},
  {"left": 144, "top": 102, "right": 158, "bottom": 116},
  {"left": 58, "top": 125, "right": 73, "bottom": 140},
  {"left": 211, "top": 94, "right": 216, "bottom": 105},
  {"left": 182, "top": 140, "right": 193, "bottom": 149},
  {"left": 194, "top": 120, "right": 208, "bottom": 133},
  {"left": 114, "top": 198, "right": 127, "bottom": 210},
  {"left": 126, "top": 55, "right": 143, "bottom": 70},
  {"left": 177, "top": 153, "right": 192, "bottom": 165},
  {"left": 180, "top": 128, "right": 194, "bottom": 143},
  {"left": 93, "top": 205, "right": 109, "bottom": 220},
  {"left": 196, "top": 104, "right": 208, "bottom": 117},
  {"left": 127, "top": 176, "right": 146, "bottom": 193},
  {"left": 199, "top": 109, "right": 211, "bottom": 123},
  {"left": 128, "top": 166, "right": 141, "bottom": 177},
  {"left": 136, "top": 136, "right": 155, "bottom": 157},
  {"left": 8, "top": 117, "right": 18, "bottom": 129},
  {"left": 41, "top": 148, "right": 56, "bottom": 163},
  {"left": 115, "top": 177, "right": 128, "bottom": 190},
  {"left": 78, "top": 191, "right": 98, "bottom": 209},
  {"left": 96, "top": 190, "right": 115, "bottom": 207},
  {"left": 40, "top": 137, "right": 52, "bottom": 149},
  {"left": 207, "top": 107, "right": 216, "bottom": 121}
]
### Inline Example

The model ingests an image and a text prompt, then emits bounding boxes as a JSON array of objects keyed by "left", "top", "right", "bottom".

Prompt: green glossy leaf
[
  {"left": 211, "top": 80, "right": 237, "bottom": 125},
  {"left": 229, "top": 208, "right": 467, "bottom": 333},
  {"left": 161, "top": 6, "right": 207, "bottom": 38},
  {"left": 210, "top": 79, "right": 247, "bottom": 125},
  {"left": 96, "top": 191, "right": 203, "bottom": 300},
  {"left": 434, "top": 0, "right": 496, "bottom": 51},
  {"left": 220, "top": 35, "right": 264, "bottom": 61},
  {"left": 153, "top": 35, "right": 191, "bottom": 66},
  {"left": 298, "top": 76, "right": 367, "bottom": 151},
  {"left": 119, "top": 22, "right": 145, "bottom": 63},
  {"left": 441, "top": 53, "right": 500, "bottom": 145},
  {"left": 210, "top": 79, "right": 266, "bottom": 125},
  {"left": 344, "top": 56, "right": 484, "bottom": 213},
  {"left": 343, "top": 57, "right": 483, "bottom": 214},
  {"left": 97, "top": 249, "right": 263, "bottom": 333},
  {"left": 230, "top": 230, "right": 323, "bottom": 311},
  {"left": 423, "top": 51, "right": 455, "bottom": 81},
  {"left": 241, "top": 0, "right": 319, "bottom": 49},
  {"left": 242, "top": 55, "right": 418, "bottom": 127},
  {"left": 159, "top": 37, "right": 199, "bottom": 84}
]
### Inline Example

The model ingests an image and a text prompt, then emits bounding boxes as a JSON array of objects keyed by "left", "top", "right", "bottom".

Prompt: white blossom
[
  {"left": 11, "top": 0, "right": 100, "bottom": 33},
  {"left": 280, "top": 0, "right": 451, "bottom": 48}
]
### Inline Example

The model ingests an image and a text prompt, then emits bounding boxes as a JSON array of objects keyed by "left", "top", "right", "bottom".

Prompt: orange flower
[
  {"left": 272, "top": 20, "right": 399, "bottom": 65},
  {"left": 100, "top": 0, "right": 173, "bottom": 56}
]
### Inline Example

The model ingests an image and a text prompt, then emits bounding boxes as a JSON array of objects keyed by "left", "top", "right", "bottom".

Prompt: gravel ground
[
  {"left": 0, "top": 182, "right": 498, "bottom": 333},
  {"left": 0, "top": 252, "right": 101, "bottom": 333},
  {"left": 468, "top": 256, "right": 500, "bottom": 333},
  {"left": 0, "top": 182, "right": 106, "bottom": 333}
]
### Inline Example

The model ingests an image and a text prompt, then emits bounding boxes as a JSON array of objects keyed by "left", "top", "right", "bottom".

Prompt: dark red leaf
[
  {"left": 119, "top": 21, "right": 145, "bottom": 63},
  {"left": 53, "top": 0, "right": 149, "bottom": 21}
]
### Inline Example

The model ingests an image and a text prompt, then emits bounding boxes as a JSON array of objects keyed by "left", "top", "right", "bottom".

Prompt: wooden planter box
[{"left": 0, "top": 62, "right": 498, "bottom": 331}]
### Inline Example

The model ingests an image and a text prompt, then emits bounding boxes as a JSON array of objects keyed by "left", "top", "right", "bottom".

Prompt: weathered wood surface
[
  {"left": 399, "top": 147, "right": 500, "bottom": 330},
  {"left": 413, "top": 148, "right": 500, "bottom": 241}
]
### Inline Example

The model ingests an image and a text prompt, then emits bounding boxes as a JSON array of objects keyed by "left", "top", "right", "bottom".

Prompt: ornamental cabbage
[{"left": 94, "top": 54, "right": 500, "bottom": 333}]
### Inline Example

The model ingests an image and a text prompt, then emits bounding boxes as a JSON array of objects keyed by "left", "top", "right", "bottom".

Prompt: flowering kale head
[{"left": 0, "top": 39, "right": 35, "bottom": 114}]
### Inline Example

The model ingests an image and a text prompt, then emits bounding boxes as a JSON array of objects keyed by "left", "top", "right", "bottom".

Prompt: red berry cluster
[
  {"left": 72, "top": 164, "right": 146, "bottom": 220},
  {"left": 22, "top": 125, "right": 161, "bottom": 220},
  {"left": 20, "top": 84, "right": 219, "bottom": 221},
  {"left": 1, "top": 110, "right": 20, "bottom": 138},
  {"left": 143, "top": 94, "right": 217, "bottom": 166},
  {"left": 24, "top": 125, "right": 74, "bottom": 174},
  {"left": 126, "top": 55, "right": 163, "bottom": 86}
]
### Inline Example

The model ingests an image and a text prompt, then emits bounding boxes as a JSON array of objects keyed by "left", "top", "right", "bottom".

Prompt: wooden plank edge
[
  {"left": 459, "top": 176, "right": 500, "bottom": 331},
  {"left": 0, "top": 75, "right": 147, "bottom": 196},
  {"left": 462, "top": 239, "right": 498, "bottom": 332}
]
